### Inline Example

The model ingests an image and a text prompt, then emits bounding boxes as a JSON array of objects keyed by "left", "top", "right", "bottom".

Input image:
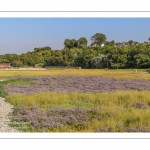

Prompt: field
[
  {"left": 0, "top": 68, "right": 149, "bottom": 80},
  {"left": 1, "top": 69, "right": 150, "bottom": 132}
]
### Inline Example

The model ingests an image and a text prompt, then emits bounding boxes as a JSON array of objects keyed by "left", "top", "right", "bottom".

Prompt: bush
[{"left": 146, "top": 68, "right": 150, "bottom": 73}]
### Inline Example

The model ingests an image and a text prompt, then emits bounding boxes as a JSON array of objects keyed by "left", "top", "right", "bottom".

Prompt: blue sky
[{"left": 0, "top": 18, "right": 150, "bottom": 54}]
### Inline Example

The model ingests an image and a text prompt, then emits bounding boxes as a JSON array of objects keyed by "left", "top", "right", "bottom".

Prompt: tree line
[{"left": 1, "top": 33, "right": 150, "bottom": 69}]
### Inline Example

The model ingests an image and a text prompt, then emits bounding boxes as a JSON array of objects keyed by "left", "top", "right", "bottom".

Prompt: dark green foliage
[
  {"left": 2, "top": 44, "right": 150, "bottom": 69},
  {"left": 91, "top": 33, "right": 107, "bottom": 46},
  {"left": 64, "top": 39, "right": 78, "bottom": 49},
  {"left": 77, "top": 37, "right": 88, "bottom": 48},
  {"left": 105, "top": 40, "right": 115, "bottom": 46},
  {"left": 128, "top": 40, "right": 134, "bottom": 45},
  {"left": 34, "top": 46, "right": 51, "bottom": 52},
  {"left": 1, "top": 34, "right": 150, "bottom": 69}
]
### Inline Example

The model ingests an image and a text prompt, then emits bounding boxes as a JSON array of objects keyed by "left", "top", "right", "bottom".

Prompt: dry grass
[
  {"left": 6, "top": 90, "right": 150, "bottom": 108},
  {"left": 0, "top": 69, "right": 149, "bottom": 80},
  {"left": 4, "top": 69, "right": 150, "bottom": 132},
  {"left": 7, "top": 90, "right": 150, "bottom": 132}
]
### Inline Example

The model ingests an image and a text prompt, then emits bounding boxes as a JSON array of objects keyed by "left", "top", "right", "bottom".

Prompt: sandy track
[
  {"left": 0, "top": 97, "right": 19, "bottom": 132},
  {"left": 0, "top": 68, "right": 46, "bottom": 70}
]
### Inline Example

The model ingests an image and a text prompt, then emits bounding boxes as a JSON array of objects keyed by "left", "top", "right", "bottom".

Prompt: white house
[{"left": 90, "top": 42, "right": 105, "bottom": 47}]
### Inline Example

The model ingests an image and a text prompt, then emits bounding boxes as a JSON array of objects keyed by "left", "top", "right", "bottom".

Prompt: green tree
[
  {"left": 105, "top": 41, "right": 109, "bottom": 46},
  {"left": 77, "top": 37, "right": 88, "bottom": 48},
  {"left": 12, "top": 60, "right": 23, "bottom": 67},
  {"left": 91, "top": 54, "right": 106, "bottom": 68},
  {"left": 34, "top": 46, "right": 51, "bottom": 52},
  {"left": 105, "top": 40, "right": 115, "bottom": 46},
  {"left": 76, "top": 49, "right": 96, "bottom": 68},
  {"left": 3, "top": 54, "right": 13, "bottom": 62},
  {"left": 91, "top": 33, "right": 107, "bottom": 46},
  {"left": 110, "top": 40, "right": 115, "bottom": 46},
  {"left": 128, "top": 40, "right": 134, "bottom": 45},
  {"left": 61, "top": 48, "right": 80, "bottom": 66},
  {"left": 0, "top": 59, "right": 9, "bottom": 63},
  {"left": 20, "top": 54, "right": 29, "bottom": 66},
  {"left": 49, "top": 50, "right": 64, "bottom": 66},
  {"left": 41, "top": 50, "right": 51, "bottom": 66},
  {"left": 134, "top": 54, "right": 150, "bottom": 68},
  {"left": 64, "top": 39, "right": 78, "bottom": 49},
  {"left": 32, "top": 51, "right": 44, "bottom": 65},
  {"left": 26, "top": 52, "right": 35, "bottom": 66},
  {"left": 108, "top": 47, "right": 128, "bottom": 69}
]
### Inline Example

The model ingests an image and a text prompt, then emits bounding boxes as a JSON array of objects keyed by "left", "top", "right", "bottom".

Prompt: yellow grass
[
  {"left": 0, "top": 69, "right": 149, "bottom": 80},
  {"left": 4, "top": 69, "right": 150, "bottom": 132},
  {"left": 7, "top": 90, "right": 150, "bottom": 132},
  {"left": 6, "top": 90, "right": 150, "bottom": 108}
]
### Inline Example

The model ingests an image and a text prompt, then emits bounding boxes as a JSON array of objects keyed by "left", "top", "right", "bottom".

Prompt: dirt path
[{"left": 0, "top": 97, "right": 19, "bottom": 132}]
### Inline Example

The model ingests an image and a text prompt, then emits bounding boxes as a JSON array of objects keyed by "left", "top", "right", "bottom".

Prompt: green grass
[
  {"left": 6, "top": 92, "right": 94, "bottom": 110},
  {"left": 6, "top": 90, "right": 150, "bottom": 108},
  {"left": 6, "top": 90, "right": 150, "bottom": 132},
  {"left": 3, "top": 78, "right": 33, "bottom": 85},
  {"left": 0, "top": 78, "right": 33, "bottom": 97}
]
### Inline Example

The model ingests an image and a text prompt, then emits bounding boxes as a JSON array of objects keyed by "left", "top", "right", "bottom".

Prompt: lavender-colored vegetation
[
  {"left": 12, "top": 105, "right": 89, "bottom": 130},
  {"left": 4, "top": 76, "right": 150, "bottom": 94},
  {"left": 5, "top": 76, "right": 150, "bottom": 132},
  {"left": 129, "top": 102, "right": 150, "bottom": 109}
]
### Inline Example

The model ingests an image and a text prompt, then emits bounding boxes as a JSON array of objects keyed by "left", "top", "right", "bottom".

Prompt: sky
[{"left": 0, "top": 18, "right": 150, "bottom": 54}]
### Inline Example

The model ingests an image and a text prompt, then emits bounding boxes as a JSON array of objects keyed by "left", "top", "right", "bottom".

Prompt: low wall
[{"left": 0, "top": 68, "right": 46, "bottom": 70}]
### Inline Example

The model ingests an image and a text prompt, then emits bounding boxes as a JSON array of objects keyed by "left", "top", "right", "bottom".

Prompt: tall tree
[
  {"left": 91, "top": 54, "right": 106, "bottom": 68},
  {"left": 105, "top": 40, "right": 115, "bottom": 46},
  {"left": 110, "top": 40, "right": 115, "bottom": 46},
  {"left": 128, "top": 40, "right": 134, "bottom": 45},
  {"left": 91, "top": 33, "right": 107, "bottom": 46},
  {"left": 34, "top": 46, "right": 51, "bottom": 52},
  {"left": 77, "top": 37, "right": 88, "bottom": 48},
  {"left": 64, "top": 39, "right": 78, "bottom": 49}
]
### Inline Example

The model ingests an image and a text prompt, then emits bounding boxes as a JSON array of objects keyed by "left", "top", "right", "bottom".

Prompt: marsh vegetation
[{"left": 0, "top": 69, "right": 150, "bottom": 132}]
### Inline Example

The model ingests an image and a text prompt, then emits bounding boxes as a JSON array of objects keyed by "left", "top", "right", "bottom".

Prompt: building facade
[{"left": 0, "top": 63, "right": 11, "bottom": 68}]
